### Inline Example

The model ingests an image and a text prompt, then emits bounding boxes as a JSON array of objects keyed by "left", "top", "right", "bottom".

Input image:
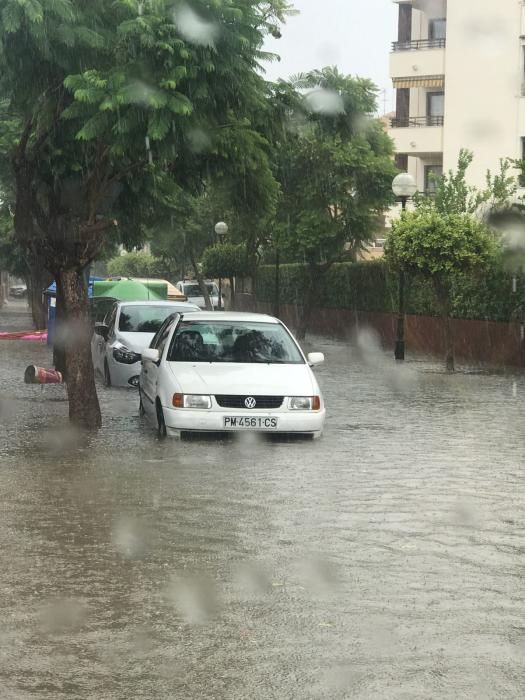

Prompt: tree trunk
[
  {"left": 229, "top": 276, "right": 235, "bottom": 310},
  {"left": 296, "top": 266, "right": 318, "bottom": 341},
  {"left": 443, "top": 312, "right": 455, "bottom": 372},
  {"left": 27, "top": 260, "right": 52, "bottom": 329},
  {"left": 57, "top": 268, "right": 101, "bottom": 430},
  {"left": 188, "top": 243, "right": 212, "bottom": 310},
  {"left": 273, "top": 249, "right": 280, "bottom": 318},
  {"left": 434, "top": 279, "right": 455, "bottom": 372}
]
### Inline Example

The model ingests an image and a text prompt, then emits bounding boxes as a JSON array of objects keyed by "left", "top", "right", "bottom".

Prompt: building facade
[{"left": 389, "top": 0, "right": 525, "bottom": 193}]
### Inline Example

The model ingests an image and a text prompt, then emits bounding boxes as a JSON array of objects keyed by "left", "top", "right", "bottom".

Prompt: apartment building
[{"left": 389, "top": 0, "right": 525, "bottom": 193}]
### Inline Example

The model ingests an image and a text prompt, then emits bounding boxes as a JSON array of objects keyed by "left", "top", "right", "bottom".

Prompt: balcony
[
  {"left": 389, "top": 117, "right": 444, "bottom": 157},
  {"left": 391, "top": 116, "right": 444, "bottom": 128},
  {"left": 390, "top": 45, "right": 446, "bottom": 82},
  {"left": 392, "top": 38, "right": 446, "bottom": 51}
]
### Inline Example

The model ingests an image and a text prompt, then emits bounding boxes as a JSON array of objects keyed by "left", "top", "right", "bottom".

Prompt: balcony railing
[
  {"left": 392, "top": 38, "right": 446, "bottom": 52},
  {"left": 391, "top": 115, "right": 444, "bottom": 128}
]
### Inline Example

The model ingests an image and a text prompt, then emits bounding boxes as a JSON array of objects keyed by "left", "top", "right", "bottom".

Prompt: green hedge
[{"left": 255, "top": 261, "right": 525, "bottom": 322}]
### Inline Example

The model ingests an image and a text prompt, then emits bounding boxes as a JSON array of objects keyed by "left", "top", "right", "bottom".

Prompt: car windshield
[
  {"left": 184, "top": 283, "right": 218, "bottom": 298},
  {"left": 167, "top": 321, "right": 304, "bottom": 364},
  {"left": 118, "top": 306, "right": 177, "bottom": 333}
]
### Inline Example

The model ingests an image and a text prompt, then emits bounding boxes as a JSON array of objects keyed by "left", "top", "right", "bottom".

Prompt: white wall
[{"left": 443, "top": 0, "right": 522, "bottom": 187}]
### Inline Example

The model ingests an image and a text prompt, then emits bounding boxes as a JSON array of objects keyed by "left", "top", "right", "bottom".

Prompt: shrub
[
  {"left": 201, "top": 243, "right": 249, "bottom": 279},
  {"left": 255, "top": 261, "right": 525, "bottom": 322},
  {"left": 106, "top": 251, "right": 167, "bottom": 279}
]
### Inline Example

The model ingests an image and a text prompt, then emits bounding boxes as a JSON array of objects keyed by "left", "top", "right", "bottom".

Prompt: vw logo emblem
[{"left": 244, "top": 396, "right": 257, "bottom": 409}]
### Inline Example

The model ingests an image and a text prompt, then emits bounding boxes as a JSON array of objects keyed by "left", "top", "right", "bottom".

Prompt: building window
[
  {"left": 395, "top": 154, "right": 408, "bottom": 171},
  {"left": 426, "top": 92, "right": 444, "bottom": 126},
  {"left": 429, "top": 19, "right": 446, "bottom": 41},
  {"left": 398, "top": 3, "right": 412, "bottom": 44},
  {"left": 424, "top": 165, "right": 443, "bottom": 195}
]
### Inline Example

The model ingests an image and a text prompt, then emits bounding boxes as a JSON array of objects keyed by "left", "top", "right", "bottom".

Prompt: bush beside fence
[{"left": 255, "top": 261, "right": 525, "bottom": 323}]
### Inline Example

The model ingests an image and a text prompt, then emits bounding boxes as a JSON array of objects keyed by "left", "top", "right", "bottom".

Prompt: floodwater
[{"left": 1, "top": 301, "right": 525, "bottom": 699}]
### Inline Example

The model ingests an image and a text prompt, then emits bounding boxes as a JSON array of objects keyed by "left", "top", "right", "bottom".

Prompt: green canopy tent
[{"left": 93, "top": 279, "right": 168, "bottom": 301}]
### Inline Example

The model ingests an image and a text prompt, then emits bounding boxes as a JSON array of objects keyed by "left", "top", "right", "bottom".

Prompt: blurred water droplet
[
  {"left": 304, "top": 88, "right": 345, "bottom": 116},
  {"left": 125, "top": 80, "right": 164, "bottom": 107},
  {"left": 452, "top": 499, "right": 478, "bottom": 526},
  {"left": 233, "top": 562, "right": 272, "bottom": 598},
  {"left": 164, "top": 574, "right": 220, "bottom": 624},
  {"left": 297, "top": 556, "right": 340, "bottom": 596},
  {"left": 54, "top": 318, "right": 92, "bottom": 346},
  {"left": 131, "top": 627, "right": 155, "bottom": 654},
  {"left": 175, "top": 4, "right": 219, "bottom": 48},
  {"left": 462, "top": 17, "right": 509, "bottom": 55},
  {"left": 40, "top": 598, "right": 87, "bottom": 634},
  {"left": 41, "top": 425, "right": 85, "bottom": 457},
  {"left": 187, "top": 127, "right": 212, "bottom": 154},
  {"left": 112, "top": 516, "right": 150, "bottom": 559},
  {"left": 466, "top": 119, "right": 502, "bottom": 143}
]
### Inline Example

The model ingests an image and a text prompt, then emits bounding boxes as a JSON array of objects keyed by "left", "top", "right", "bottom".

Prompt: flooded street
[{"left": 1, "top": 301, "right": 525, "bottom": 699}]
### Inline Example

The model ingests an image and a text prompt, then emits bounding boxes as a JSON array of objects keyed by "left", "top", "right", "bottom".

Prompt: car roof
[
  {"left": 178, "top": 311, "right": 280, "bottom": 323},
  {"left": 178, "top": 280, "right": 216, "bottom": 285},
  {"left": 117, "top": 300, "right": 199, "bottom": 308}
]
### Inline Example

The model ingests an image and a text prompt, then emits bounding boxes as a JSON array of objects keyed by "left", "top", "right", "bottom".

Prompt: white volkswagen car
[
  {"left": 139, "top": 311, "right": 326, "bottom": 438},
  {"left": 91, "top": 300, "right": 201, "bottom": 388}
]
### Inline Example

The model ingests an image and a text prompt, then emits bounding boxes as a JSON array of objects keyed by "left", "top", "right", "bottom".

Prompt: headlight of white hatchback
[
  {"left": 289, "top": 396, "right": 321, "bottom": 411},
  {"left": 113, "top": 343, "right": 142, "bottom": 365},
  {"left": 172, "top": 393, "right": 212, "bottom": 409}
]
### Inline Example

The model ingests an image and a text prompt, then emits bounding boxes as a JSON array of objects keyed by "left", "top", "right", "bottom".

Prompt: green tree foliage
[
  {"left": 201, "top": 242, "right": 248, "bottom": 278},
  {"left": 415, "top": 149, "right": 518, "bottom": 215},
  {"left": 0, "top": 0, "right": 293, "bottom": 427},
  {"left": 385, "top": 209, "right": 497, "bottom": 371},
  {"left": 270, "top": 66, "right": 396, "bottom": 337},
  {"left": 106, "top": 251, "right": 168, "bottom": 279},
  {"left": 0, "top": 206, "right": 25, "bottom": 278}
]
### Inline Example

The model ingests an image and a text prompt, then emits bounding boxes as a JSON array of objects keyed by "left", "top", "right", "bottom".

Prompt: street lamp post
[
  {"left": 392, "top": 173, "right": 417, "bottom": 361},
  {"left": 214, "top": 221, "right": 228, "bottom": 310}
]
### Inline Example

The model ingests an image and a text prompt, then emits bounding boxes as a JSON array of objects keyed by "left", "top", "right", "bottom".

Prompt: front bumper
[
  {"left": 161, "top": 405, "right": 326, "bottom": 434},
  {"left": 109, "top": 360, "right": 141, "bottom": 388}
]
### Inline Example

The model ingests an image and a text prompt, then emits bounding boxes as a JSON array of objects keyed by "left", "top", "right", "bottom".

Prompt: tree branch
[{"left": 13, "top": 119, "right": 34, "bottom": 168}]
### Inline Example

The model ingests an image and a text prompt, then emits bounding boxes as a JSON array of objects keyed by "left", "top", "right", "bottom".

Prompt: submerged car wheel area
[{"left": 139, "top": 311, "right": 326, "bottom": 438}]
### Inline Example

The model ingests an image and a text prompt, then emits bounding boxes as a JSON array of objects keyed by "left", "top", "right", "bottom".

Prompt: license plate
[{"left": 223, "top": 416, "right": 278, "bottom": 430}]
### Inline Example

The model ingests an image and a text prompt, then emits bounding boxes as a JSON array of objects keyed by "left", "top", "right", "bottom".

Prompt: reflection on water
[{"left": 1, "top": 303, "right": 525, "bottom": 698}]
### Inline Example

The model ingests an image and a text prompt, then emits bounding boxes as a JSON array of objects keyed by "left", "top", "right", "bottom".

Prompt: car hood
[
  {"left": 168, "top": 362, "right": 316, "bottom": 396},
  {"left": 116, "top": 332, "right": 155, "bottom": 353}
]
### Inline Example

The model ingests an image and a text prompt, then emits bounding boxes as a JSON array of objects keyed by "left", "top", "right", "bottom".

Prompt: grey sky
[{"left": 263, "top": 0, "right": 397, "bottom": 114}]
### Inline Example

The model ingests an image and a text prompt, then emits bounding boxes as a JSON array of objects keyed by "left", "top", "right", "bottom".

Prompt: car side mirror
[
  {"left": 142, "top": 348, "right": 160, "bottom": 364},
  {"left": 307, "top": 352, "right": 325, "bottom": 367},
  {"left": 95, "top": 323, "right": 109, "bottom": 341}
]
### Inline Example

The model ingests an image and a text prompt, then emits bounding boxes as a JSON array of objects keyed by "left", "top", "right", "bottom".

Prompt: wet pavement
[{"left": 1, "top": 300, "right": 525, "bottom": 699}]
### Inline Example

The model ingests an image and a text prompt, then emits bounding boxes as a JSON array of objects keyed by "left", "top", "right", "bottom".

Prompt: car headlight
[
  {"left": 113, "top": 345, "right": 141, "bottom": 364},
  {"left": 172, "top": 393, "right": 212, "bottom": 409},
  {"left": 289, "top": 396, "right": 321, "bottom": 411}
]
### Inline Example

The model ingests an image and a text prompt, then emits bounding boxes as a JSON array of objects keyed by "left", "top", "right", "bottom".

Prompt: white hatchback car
[
  {"left": 175, "top": 280, "right": 222, "bottom": 309},
  {"left": 91, "top": 300, "right": 201, "bottom": 388},
  {"left": 139, "top": 311, "right": 326, "bottom": 438}
]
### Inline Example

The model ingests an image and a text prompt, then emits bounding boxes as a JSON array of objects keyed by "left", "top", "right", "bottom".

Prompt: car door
[
  {"left": 141, "top": 315, "right": 178, "bottom": 410},
  {"left": 93, "top": 303, "right": 117, "bottom": 375}
]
